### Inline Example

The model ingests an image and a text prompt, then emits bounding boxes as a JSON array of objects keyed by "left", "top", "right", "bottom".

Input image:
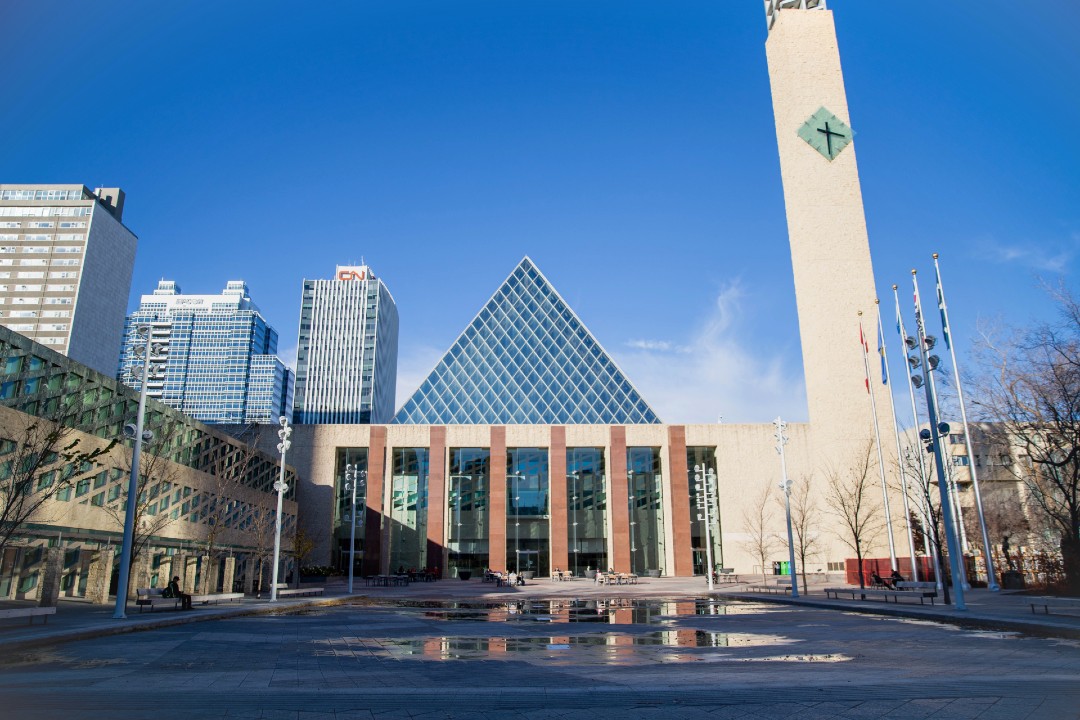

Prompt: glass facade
[
  {"left": 507, "top": 448, "right": 549, "bottom": 575},
  {"left": 387, "top": 448, "right": 429, "bottom": 572},
  {"left": 566, "top": 447, "right": 606, "bottom": 576},
  {"left": 687, "top": 447, "right": 723, "bottom": 576},
  {"left": 394, "top": 257, "right": 661, "bottom": 425},
  {"left": 118, "top": 280, "right": 293, "bottom": 425},
  {"left": 333, "top": 448, "right": 367, "bottom": 574},
  {"left": 627, "top": 447, "right": 666, "bottom": 575},
  {"left": 448, "top": 448, "right": 490, "bottom": 577}
]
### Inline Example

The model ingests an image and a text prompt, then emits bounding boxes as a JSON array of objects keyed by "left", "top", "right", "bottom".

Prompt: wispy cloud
[
  {"left": 613, "top": 281, "right": 807, "bottom": 424},
  {"left": 625, "top": 339, "right": 692, "bottom": 354},
  {"left": 278, "top": 344, "right": 297, "bottom": 372},
  {"left": 390, "top": 281, "right": 807, "bottom": 424},
  {"left": 983, "top": 233, "right": 1079, "bottom": 273}
]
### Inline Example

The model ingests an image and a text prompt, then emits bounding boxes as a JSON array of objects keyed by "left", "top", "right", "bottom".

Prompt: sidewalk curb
[
  {"left": 0, "top": 595, "right": 359, "bottom": 654},
  {"left": 720, "top": 591, "right": 1080, "bottom": 640}
]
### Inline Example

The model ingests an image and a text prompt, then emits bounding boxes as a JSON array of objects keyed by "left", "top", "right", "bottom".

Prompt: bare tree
[
  {"left": 290, "top": 525, "right": 318, "bottom": 587},
  {"left": 245, "top": 505, "right": 276, "bottom": 597},
  {"left": 103, "top": 419, "right": 183, "bottom": 595},
  {"left": 0, "top": 386, "right": 115, "bottom": 556},
  {"left": 825, "top": 440, "right": 884, "bottom": 588},
  {"left": 776, "top": 474, "right": 821, "bottom": 593},
  {"left": 199, "top": 428, "right": 261, "bottom": 593},
  {"left": 974, "top": 283, "right": 1080, "bottom": 594},
  {"left": 742, "top": 483, "right": 777, "bottom": 582},
  {"left": 897, "top": 444, "right": 960, "bottom": 596}
]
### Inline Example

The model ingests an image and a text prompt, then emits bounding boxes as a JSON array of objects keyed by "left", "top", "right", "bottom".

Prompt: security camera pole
[
  {"left": 114, "top": 325, "right": 161, "bottom": 620},
  {"left": 911, "top": 271, "right": 966, "bottom": 610},
  {"left": 271, "top": 416, "right": 292, "bottom": 601}
]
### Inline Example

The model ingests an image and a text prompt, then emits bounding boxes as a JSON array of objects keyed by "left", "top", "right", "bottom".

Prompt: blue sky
[{"left": 1, "top": 1, "right": 1076, "bottom": 423}]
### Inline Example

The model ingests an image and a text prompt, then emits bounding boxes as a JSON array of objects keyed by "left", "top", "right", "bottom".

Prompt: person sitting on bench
[
  {"left": 870, "top": 572, "right": 887, "bottom": 589},
  {"left": 165, "top": 576, "right": 193, "bottom": 610},
  {"left": 888, "top": 569, "right": 904, "bottom": 588}
]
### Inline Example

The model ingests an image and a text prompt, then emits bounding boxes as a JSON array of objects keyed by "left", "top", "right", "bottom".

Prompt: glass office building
[
  {"left": 293, "top": 265, "right": 399, "bottom": 424},
  {"left": 395, "top": 257, "right": 660, "bottom": 425},
  {"left": 118, "top": 280, "right": 293, "bottom": 425}
]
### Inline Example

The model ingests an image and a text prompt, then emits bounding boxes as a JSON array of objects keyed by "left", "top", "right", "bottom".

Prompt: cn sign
[{"left": 337, "top": 269, "right": 368, "bottom": 281}]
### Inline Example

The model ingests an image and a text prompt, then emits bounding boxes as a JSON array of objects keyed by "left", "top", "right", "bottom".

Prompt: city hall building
[
  {"left": 283, "top": 259, "right": 819, "bottom": 579},
  {"left": 283, "top": 2, "right": 914, "bottom": 581}
]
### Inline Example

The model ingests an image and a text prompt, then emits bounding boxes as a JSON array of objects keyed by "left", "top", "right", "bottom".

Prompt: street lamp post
[
  {"left": 508, "top": 473, "right": 523, "bottom": 573},
  {"left": 270, "top": 416, "right": 291, "bottom": 601},
  {"left": 692, "top": 464, "right": 717, "bottom": 592},
  {"left": 344, "top": 464, "right": 366, "bottom": 594},
  {"left": 113, "top": 325, "right": 164, "bottom": 620},
  {"left": 568, "top": 471, "right": 579, "bottom": 576},
  {"left": 774, "top": 417, "right": 800, "bottom": 598}
]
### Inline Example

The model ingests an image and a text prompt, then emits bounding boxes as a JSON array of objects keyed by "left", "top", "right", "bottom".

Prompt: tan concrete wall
[{"left": 287, "top": 422, "right": 909, "bottom": 577}]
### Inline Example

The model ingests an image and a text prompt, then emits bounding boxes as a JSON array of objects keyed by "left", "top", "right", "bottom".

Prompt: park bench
[
  {"left": 1030, "top": 596, "right": 1080, "bottom": 617},
  {"left": 136, "top": 587, "right": 181, "bottom": 612},
  {"left": 189, "top": 592, "right": 244, "bottom": 606},
  {"left": 747, "top": 577, "right": 792, "bottom": 594},
  {"left": 0, "top": 606, "right": 57, "bottom": 625},
  {"left": 824, "top": 584, "right": 937, "bottom": 605},
  {"left": 272, "top": 583, "right": 325, "bottom": 597}
]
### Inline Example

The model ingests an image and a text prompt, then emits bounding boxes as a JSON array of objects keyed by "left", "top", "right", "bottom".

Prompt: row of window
[
  {"left": 0, "top": 283, "right": 77, "bottom": 292},
  {"left": 0, "top": 207, "right": 93, "bottom": 217},
  {"left": 0, "top": 221, "right": 86, "bottom": 229},
  {"left": 0, "top": 189, "right": 88, "bottom": 201}
]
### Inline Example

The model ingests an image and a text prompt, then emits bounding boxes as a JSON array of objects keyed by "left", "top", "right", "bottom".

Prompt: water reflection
[
  {"left": 313, "top": 630, "right": 801, "bottom": 664},
  {"left": 394, "top": 598, "right": 778, "bottom": 624}
]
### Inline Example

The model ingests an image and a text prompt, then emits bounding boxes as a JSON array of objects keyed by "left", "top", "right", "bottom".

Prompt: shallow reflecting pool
[{"left": 312, "top": 630, "right": 817, "bottom": 665}]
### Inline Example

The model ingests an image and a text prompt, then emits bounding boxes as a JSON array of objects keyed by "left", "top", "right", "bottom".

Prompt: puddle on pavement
[
  {"left": 313, "top": 630, "right": 806, "bottom": 664},
  {"left": 386, "top": 598, "right": 777, "bottom": 625}
]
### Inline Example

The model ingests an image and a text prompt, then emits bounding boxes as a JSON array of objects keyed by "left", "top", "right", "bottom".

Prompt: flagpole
[
  {"left": 913, "top": 270, "right": 966, "bottom": 610},
  {"left": 894, "top": 285, "right": 942, "bottom": 589},
  {"left": 876, "top": 300, "right": 920, "bottom": 580},
  {"left": 934, "top": 253, "right": 999, "bottom": 592},
  {"left": 860, "top": 312, "right": 898, "bottom": 571}
]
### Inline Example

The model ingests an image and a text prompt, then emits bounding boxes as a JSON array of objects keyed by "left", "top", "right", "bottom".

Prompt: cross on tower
[{"left": 817, "top": 121, "right": 844, "bottom": 157}]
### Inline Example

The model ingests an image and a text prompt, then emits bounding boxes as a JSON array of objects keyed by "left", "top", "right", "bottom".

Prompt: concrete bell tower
[{"left": 764, "top": 0, "right": 898, "bottom": 471}]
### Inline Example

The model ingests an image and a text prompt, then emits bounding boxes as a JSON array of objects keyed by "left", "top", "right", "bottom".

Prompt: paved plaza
[{"left": 1, "top": 579, "right": 1080, "bottom": 719}]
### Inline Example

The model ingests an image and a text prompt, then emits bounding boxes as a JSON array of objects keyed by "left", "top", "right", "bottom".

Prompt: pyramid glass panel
[{"left": 394, "top": 257, "right": 661, "bottom": 425}]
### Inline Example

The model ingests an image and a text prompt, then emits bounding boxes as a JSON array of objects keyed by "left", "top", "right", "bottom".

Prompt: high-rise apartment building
[
  {"left": 293, "top": 265, "right": 398, "bottom": 424},
  {"left": 118, "top": 280, "right": 293, "bottom": 424},
  {"left": 0, "top": 184, "right": 137, "bottom": 376}
]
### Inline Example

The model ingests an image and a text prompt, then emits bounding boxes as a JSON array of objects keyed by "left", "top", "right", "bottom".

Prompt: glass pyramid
[{"left": 394, "top": 257, "right": 661, "bottom": 425}]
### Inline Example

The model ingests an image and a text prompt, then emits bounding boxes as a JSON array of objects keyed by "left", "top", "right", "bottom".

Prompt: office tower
[
  {"left": 0, "top": 184, "right": 136, "bottom": 376},
  {"left": 119, "top": 280, "right": 293, "bottom": 424},
  {"left": 394, "top": 257, "right": 660, "bottom": 425},
  {"left": 293, "top": 265, "right": 399, "bottom": 424}
]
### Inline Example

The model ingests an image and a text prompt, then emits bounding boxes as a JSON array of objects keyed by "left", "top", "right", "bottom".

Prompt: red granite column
[
  {"left": 364, "top": 426, "right": 387, "bottom": 576},
  {"left": 668, "top": 426, "right": 693, "bottom": 577},
  {"left": 427, "top": 426, "right": 447, "bottom": 575},
  {"left": 549, "top": 427, "right": 568, "bottom": 575},
  {"left": 488, "top": 427, "right": 507, "bottom": 572},
  {"left": 609, "top": 427, "right": 630, "bottom": 573}
]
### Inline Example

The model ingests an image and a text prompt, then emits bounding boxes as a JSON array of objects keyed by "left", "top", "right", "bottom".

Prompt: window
[{"left": 952, "top": 456, "right": 970, "bottom": 467}]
